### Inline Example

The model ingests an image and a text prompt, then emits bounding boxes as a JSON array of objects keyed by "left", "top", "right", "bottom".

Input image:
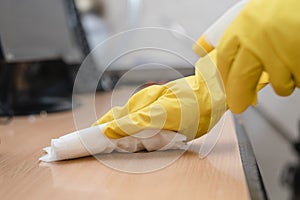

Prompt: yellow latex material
[
  {"left": 193, "top": 34, "right": 269, "bottom": 107},
  {"left": 217, "top": 0, "right": 300, "bottom": 113},
  {"left": 94, "top": 51, "right": 227, "bottom": 140},
  {"left": 93, "top": 50, "right": 269, "bottom": 140}
]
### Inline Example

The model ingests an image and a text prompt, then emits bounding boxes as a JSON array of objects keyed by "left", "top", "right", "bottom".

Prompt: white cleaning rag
[{"left": 39, "top": 124, "right": 187, "bottom": 162}]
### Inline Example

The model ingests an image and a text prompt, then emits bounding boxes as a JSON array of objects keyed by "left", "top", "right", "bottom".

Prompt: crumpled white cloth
[{"left": 39, "top": 124, "right": 187, "bottom": 162}]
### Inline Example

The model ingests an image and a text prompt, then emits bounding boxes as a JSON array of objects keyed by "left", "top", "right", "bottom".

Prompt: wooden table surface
[{"left": 0, "top": 86, "right": 250, "bottom": 200}]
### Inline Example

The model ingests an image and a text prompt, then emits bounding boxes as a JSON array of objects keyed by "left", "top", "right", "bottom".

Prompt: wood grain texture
[{"left": 0, "top": 86, "right": 250, "bottom": 200}]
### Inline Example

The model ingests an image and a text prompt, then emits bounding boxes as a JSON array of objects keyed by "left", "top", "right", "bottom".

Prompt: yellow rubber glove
[
  {"left": 93, "top": 51, "right": 227, "bottom": 140},
  {"left": 93, "top": 0, "right": 269, "bottom": 140},
  {"left": 217, "top": 0, "right": 300, "bottom": 113},
  {"left": 193, "top": 0, "right": 268, "bottom": 107},
  {"left": 93, "top": 49, "right": 269, "bottom": 140}
]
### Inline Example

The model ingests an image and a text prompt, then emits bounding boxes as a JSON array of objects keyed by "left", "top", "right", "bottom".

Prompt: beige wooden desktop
[{"left": 0, "top": 87, "right": 250, "bottom": 200}]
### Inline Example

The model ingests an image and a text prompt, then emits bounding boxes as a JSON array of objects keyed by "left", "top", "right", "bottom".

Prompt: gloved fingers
[
  {"left": 216, "top": 34, "right": 240, "bottom": 87},
  {"left": 93, "top": 84, "right": 167, "bottom": 125},
  {"left": 262, "top": 50, "right": 296, "bottom": 96},
  {"left": 103, "top": 77, "right": 201, "bottom": 140},
  {"left": 262, "top": 44, "right": 296, "bottom": 96},
  {"left": 103, "top": 90, "right": 182, "bottom": 139},
  {"left": 267, "top": 63, "right": 295, "bottom": 96},
  {"left": 226, "top": 47, "right": 263, "bottom": 114}
]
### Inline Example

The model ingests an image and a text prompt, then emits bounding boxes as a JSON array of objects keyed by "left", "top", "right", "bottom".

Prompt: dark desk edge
[
  {"left": 233, "top": 115, "right": 269, "bottom": 200},
  {"left": 0, "top": 34, "right": 4, "bottom": 61}
]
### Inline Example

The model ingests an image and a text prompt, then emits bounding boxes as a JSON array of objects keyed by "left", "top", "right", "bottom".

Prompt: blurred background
[{"left": 0, "top": 0, "right": 238, "bottom": 116}]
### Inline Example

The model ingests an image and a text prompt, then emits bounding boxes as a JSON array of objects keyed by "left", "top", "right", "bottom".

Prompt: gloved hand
[
  {"left": 217, "top": 0, "right": 300, "bottom": 113},
  {"left": 93, "top": 50, "right": 227, "bottom": 141},
  {"left": 92, "top": 50, "right": 269, "bottom": 142},
  {"left": 40, "top": 52, "right": 227, "bottom": 162},
  {"left": 41, "top": 1, "right": 259, "bottom": 162},
  {"left": 93, "top": 0, "right": 269, "bottom": 141},
  {"left": 40, "top": 1, "right": 273, "bottom": 162}
]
